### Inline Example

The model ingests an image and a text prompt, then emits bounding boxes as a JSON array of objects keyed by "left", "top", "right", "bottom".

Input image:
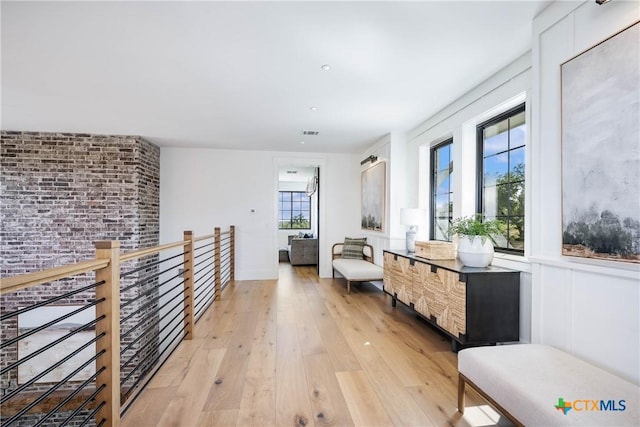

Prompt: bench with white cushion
[
  {"left": 332, "top": 242, "right": 384, "bottom": 294},
  {"left": 458, "top": 344, "right": 639, "bottom": 426}
]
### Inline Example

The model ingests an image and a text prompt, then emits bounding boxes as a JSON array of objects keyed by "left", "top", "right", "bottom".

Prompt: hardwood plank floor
[{"left": 121, "top": 263, "right": 512, "bottom": 427}]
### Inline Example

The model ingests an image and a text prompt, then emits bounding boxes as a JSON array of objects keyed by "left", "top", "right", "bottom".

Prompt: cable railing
[
  {"left": 0, "top": 226, "right": 235, "bottom": 426},
  {"left": 193, "top": 232, "right": 217, "bottom": 322},
  {"left": 219, "top": 231, "right": 234, "bottom": 291}
]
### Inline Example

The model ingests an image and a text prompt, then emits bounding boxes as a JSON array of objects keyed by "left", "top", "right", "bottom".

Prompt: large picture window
[
  {"left": 430, "top": 139, "right": 453, "bottom": 241},
  {"left": 278, "top": 191, "right": 311, "bottom": 229},
  {"left": 477, "top": 104, "right": 526, "bottom": 253}
]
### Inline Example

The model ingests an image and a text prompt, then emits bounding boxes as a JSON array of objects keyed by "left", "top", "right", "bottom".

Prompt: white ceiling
[{"left": 1, "top": 1, "right": 550, "bottom": 154}]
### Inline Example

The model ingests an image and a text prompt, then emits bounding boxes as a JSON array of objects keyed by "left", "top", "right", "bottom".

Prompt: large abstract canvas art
[
  {"left": 561, "top": 22, "right": 639, "bottom": 263},
  {"left": 361, "top": 161, "right": 385, "bottom": 232}
]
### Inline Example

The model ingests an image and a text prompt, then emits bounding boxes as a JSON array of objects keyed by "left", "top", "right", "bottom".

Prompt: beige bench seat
[
  {"left": 332, "top": 242, "right": 383, "bottom": 294},
  {"left": 458, "top": 344, "right": 639, "bottom": 426}
]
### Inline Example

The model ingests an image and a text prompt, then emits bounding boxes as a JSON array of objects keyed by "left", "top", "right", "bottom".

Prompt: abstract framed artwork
[
  {"left": 561, "top": 21, "right": 639, "bottom": 263},
  {"left": 361, "top": 161, "right": 386, "bottom": 232}
]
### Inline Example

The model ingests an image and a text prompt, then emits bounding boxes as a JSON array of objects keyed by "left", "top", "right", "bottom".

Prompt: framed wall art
[
  {"left": 361, "top": 161, "right": 386, "bottom": 232},
  {"left": 561, "top": 21, "right": 639, "bottom": 263}
]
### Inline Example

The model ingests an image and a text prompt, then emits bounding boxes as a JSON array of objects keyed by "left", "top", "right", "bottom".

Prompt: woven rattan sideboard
[{"left": 383, "top": 250, "right": 520, "bottom": 352}]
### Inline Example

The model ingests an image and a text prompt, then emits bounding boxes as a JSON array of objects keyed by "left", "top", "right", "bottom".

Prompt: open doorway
[{"left": 277, "top": 165, "right": 320, "bottom": 274}]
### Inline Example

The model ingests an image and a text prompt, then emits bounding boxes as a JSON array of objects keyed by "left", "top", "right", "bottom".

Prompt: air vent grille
[{"left": 302, "top": 130, "right": 319, "bottom": 136}]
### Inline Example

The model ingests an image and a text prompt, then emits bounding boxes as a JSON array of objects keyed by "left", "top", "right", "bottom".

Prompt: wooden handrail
[
  {"left": 194, "top": 230, "right": 229, "bottom": 242},
  {"left": 194, "top": 233, "right": 215, "bottom": 242},
  {"left": 120, "top": 240, "right": 190, "bottom": 262},
  {"left": 0, "top": 259, "right": 110, "bottom": 295},
  {"left": 1, "top": 234, "right": 225, "bottom": 295}
]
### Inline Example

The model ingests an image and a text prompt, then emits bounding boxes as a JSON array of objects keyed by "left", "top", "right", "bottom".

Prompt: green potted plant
[{"left": 449, "top": 214, "right": 505, "bottom": 267}]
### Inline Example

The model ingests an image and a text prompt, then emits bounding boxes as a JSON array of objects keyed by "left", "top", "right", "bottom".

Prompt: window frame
[
  {"left": 278, "top": 190, "right": 312, "bottom": 230},
  {"left": 430, "top": 138, "right": 454, "bottom": 241},
  {"left": 476, "top": 103, "right": 526, "bottom": 255}
]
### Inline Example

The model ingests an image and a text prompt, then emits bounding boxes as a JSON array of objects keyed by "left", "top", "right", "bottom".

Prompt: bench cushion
[
  {"left": 459, "top": 344, "right": 639, "bottom": 426},
  {"left": 332, "top": 258, "right": 383, "bottom": 281}
]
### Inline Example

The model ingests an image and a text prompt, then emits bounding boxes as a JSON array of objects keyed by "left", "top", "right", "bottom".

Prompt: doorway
[{"left": 274, "top": 157, "right": 325, "bottom": 278}]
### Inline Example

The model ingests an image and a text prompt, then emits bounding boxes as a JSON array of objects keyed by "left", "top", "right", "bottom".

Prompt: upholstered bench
[
  {"left": 458, "top": 344, "right": 639, "bottom": 426},
  {"left": 332, "top": 241, "right": 383, "bottom": 294}
]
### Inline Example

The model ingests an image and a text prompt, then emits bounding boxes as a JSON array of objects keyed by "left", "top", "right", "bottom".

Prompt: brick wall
[
  {"left": 0, "top": 131, "right": 160, "bottom": 271},
  {"left": 0, "top": 131, "right": 161, "bottom": 424}
]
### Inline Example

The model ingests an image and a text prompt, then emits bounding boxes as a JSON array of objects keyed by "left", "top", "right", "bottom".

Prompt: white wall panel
[
  {"left": 539, "top": 265, "right": 573, "bottom": 349},
  {"left": 535, "top": 15, "right": 573, "bottom": 257},
  {"left": 572, "top": 270, "right": 639, "bottom": 382}
]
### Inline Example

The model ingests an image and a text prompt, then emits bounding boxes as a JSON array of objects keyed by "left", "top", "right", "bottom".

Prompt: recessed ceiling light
[
  {"left": 320, "top": 64, "right": 331, "bottom": 71},
  {"left": 300, "top": 141, "right": 305, "bottom": 144},
  {"left": 309, "top": 106, "right": 318, "bottom": 111}
]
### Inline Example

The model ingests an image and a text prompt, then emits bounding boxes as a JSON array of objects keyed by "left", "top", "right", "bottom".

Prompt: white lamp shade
[{"left": 400, "top": 208, "right": 424, "bottom": 226}]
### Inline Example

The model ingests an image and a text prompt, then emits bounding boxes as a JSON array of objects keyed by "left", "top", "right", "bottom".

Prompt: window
[
  {"left": 430, "top": 139, "right": 453, "bottom": 241},
  {"left": 477, "top": 104, "right": 526, "bottom": 253},
  {"left": 278, "top": 191, "right": 311, "bottom": 229}
]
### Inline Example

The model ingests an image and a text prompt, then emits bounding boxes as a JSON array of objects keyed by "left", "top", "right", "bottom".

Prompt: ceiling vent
[{"left": 302, "top": 130, "right": 319, "bottom": 136}]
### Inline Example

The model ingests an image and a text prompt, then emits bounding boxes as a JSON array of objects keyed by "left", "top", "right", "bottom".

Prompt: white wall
[
  {"left": 530, "top": 0, "right": 640, "bottom": 383},
  {"left": 160, "top": 148, "right": 360, "bottom": 280}
]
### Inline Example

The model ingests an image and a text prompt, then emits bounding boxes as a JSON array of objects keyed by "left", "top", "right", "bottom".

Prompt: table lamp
[{"left": 400, "top": 208, "right": 423, "bottom": 253}]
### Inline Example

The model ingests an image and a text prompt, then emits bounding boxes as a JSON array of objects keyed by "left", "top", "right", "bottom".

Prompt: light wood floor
[{"left": 121, "top": 263, "right": 511, "bottom": 427}]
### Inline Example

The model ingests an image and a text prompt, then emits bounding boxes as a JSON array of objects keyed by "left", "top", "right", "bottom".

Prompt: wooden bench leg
[
  {"left": 456, "top": 373, "right": 524, "bottom": 427},
  {"left": 458, "top": 372, "right": 465, "bottom": 414},
  {"left": 347, "top": 280, "right": 351, "bottom": 294}
]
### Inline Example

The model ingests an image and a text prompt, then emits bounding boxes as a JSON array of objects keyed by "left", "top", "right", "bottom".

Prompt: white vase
[{"left": 457, "top": 235, "right": 494, "bottom": 267}]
